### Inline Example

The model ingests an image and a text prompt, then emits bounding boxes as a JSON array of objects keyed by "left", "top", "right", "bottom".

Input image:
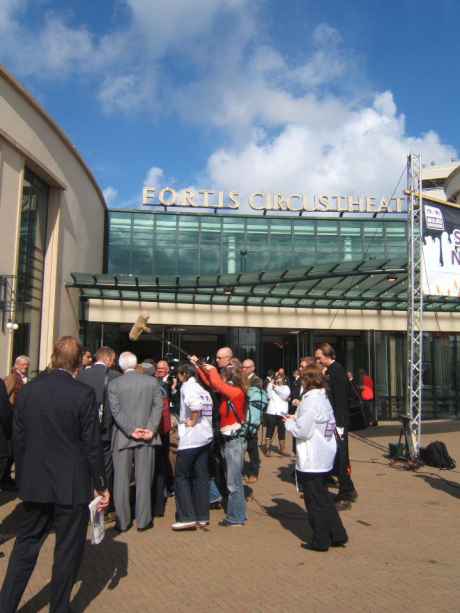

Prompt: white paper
[{"left": 88, "top": 496, "right": 105, "bottom": 545}]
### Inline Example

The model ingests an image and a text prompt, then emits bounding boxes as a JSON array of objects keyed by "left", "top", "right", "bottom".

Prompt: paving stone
[{"left": 0, "top": 420, "right": 459, "bottom": 612}]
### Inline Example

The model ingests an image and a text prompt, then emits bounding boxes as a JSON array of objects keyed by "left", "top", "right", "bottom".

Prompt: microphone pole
[{"left": 165, "top": 340, "right": 210, "bottom": 367}]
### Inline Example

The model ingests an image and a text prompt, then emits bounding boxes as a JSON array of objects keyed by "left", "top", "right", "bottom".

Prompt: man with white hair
[
  {"left": 4, "top": 356, "right": 30, "bottom": 406},
  {"left": 109, "top": 352, "right": 163, "bottom": 532},
  {"left": 3, "top": 355, "right": 30, "bottom": 490}
]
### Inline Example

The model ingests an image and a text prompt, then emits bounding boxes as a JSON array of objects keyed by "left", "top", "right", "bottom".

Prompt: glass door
[{"left": 13, "top": 169, "right": 49, "bottom": 375}]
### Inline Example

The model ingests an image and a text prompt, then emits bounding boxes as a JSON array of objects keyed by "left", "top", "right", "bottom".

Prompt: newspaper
[{"left": 88, "top": 496, "right": 105, "bottom": 545}]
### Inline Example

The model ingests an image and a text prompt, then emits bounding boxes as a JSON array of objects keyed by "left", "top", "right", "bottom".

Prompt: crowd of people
[{"left": 0, "top": 337, "right": 375, "bottom": 612}]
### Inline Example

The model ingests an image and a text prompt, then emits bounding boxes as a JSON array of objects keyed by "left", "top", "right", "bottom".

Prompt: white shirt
[
  {"left": 178, "top": 377, "right": 213, "bottom": 450},
  {"left": 285, "top": 388, "right": 337, "bottom": 473},
  {"left": 266, "top": 382, "right": 290, "bottom": 416}
]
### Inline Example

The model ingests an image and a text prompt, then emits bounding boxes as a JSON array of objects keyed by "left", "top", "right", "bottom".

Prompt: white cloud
[
  {"left": 98, "top": 72, "right": 158, "bottom": 114},
  {"left": 143, "top": 166, "right": 164, "bottom": 188},
  {"left": 103, "top": 186, "right": 118, "bottom": 205},
  {"left": 289, "top": 23, "right": 347, "bottom": 88},
  {"left": 203, "top": 91, "right": 457, "bottom": 208},
  {"left": 0, "top": 3, "right": 456, "bottom": 208}
]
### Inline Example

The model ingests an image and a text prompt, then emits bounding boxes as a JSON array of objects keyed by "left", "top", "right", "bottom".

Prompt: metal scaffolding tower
[{"left": 405, "top": 153, "right": 423, "bottom": 459}]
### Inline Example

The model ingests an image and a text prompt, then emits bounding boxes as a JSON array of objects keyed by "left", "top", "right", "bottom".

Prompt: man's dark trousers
[
  {"left": 335, "top": 428, "right": 355, "bottom": 496},
  {"left": 246, "top": 431, "right": 260, "bottom": 477},
  {"left": 0, "top": 502, "right": 89, "bottom": 613}
]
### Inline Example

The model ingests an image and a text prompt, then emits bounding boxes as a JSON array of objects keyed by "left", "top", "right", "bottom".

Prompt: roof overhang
[{"left": 67, "top": 258, "right": 460, "bottom": 312}]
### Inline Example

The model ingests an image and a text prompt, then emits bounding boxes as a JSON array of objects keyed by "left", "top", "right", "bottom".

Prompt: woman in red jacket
[{"left": 193, "top": 360, "right": 248, "bottom": 526}]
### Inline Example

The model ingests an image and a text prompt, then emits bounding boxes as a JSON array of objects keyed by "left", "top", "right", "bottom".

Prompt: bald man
[
  {"left": 242, "top": 359, "right": 264, "bottom": 484},
  {"left": 215, "top": 347, "right": 233, "bottom": 370}
]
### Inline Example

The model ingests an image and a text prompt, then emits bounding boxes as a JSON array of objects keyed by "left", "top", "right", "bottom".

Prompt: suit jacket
[
  {"left": 4, "top": 369, "right": 25, "bottom": 406},
  {"left": 289, "top": 377, "right": 302, "bottom": 415},
  {"left": 109, "top": 370, "right": 163, "bottom": 451},
  {"left": 0, "top": 379, "right": 12, "bottom": 458},
  {"left": 78, "top": 364, "right": 121, "bottom": 442},
  {"left": 248, "top": 373, "right": 263, "bottom": 389},
  {"left": 325, "top": 361, "right": 349, "bottom": 428},
  {"left": 13, "top": 370, "right": 106, "bottom": 505}
]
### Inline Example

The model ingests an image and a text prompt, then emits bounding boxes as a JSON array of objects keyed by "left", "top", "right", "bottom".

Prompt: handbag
[{"left": 221, "top": 400, "right": 246, "bottom": 440}]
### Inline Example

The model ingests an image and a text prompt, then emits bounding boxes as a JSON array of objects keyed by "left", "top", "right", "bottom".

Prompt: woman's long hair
[
  {"left": 300, "top": 365, "right": 326, "bottom": 394},
  {"left": 221, "top": 364, "right": 249, "bottom": 393}
]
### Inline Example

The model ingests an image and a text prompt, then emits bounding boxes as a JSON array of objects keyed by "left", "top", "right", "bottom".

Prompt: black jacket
[
  {"left": 325, "top": 361, "right": 349, "bottom": 428},
  {"left": 14, "top": 370, "right": 106, "bottom": 505},
  {"left": 0, "top": 379, "right": 12, "bottom": 458},
  {"left": 78, "top": 364, "right": 120, "bottom": 441}
]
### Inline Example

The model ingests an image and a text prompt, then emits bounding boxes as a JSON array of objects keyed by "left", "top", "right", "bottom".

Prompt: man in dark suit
[
  {"left": 315, "top": 343, "right": 358, "bottom": 510},
  {"left": 78, "top": 346, "right": 120, "bottom": 510},
  {"left": 0, "top": 336, "right": 109, "bottom": 613},
  {"left": 0, "top": 379, "right": 12, "bottom": 487}
]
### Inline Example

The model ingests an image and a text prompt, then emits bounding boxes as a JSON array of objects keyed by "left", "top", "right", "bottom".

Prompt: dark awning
[{"left": 67, "top": 258, "right": 460, "bottom": 312}]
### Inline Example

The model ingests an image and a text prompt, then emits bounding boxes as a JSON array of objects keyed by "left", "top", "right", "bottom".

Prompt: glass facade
[
  {"left": 13, "top": 169, "right": 49, "bottom": 375},
  {"left": 106, "top": 210, "right": 408, "bottom": 276},
  {"left": 79, "top": 209, "right": 460, "bottom": 420}
]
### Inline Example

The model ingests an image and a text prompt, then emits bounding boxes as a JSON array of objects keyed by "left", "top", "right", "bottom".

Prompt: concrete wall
[
  {"left": 87, "top": 300, "right": 460, "bottom": 333},
  {"left": 0, "top": 67, "right": 106, "bottom": 375}
]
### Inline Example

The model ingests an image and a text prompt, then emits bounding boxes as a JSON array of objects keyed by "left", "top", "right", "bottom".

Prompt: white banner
[{"left": 422, "top": 200, "right": 460, "bottom": 297}]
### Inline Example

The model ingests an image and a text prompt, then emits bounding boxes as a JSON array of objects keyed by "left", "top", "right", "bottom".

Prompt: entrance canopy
[{"left": 69, "top": 258, "right": 460, "bottom": 312}]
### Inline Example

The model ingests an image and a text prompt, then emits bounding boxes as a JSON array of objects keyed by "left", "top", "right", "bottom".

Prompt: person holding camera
[
  {"left": 263, "top": 373, "right": 291, "bottom": 457},
  {"left": 284, "top": 365, "right": 348, "bottom": 552},
  {"left": 172, "top": 364, "right": 214, "bottom": 531},
  {"left": 193, "top": 357, "right": 248, "bottom": 527}
]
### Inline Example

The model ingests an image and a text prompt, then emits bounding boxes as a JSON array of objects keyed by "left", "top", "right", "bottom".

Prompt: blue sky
[{"left": 1, "top": 0, "right": 459, "bottom": 209}]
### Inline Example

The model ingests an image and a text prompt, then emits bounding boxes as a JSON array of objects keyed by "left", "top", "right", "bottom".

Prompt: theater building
[
  {"left": 1, "top": 65, "right": 460, "bottom": 420},
  {"left": 0, "top": 65, "right": 106, "bottom": 377}
]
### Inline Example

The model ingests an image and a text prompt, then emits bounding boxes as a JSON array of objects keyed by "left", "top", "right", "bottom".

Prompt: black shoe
[
  {"left": 335, "top": 490, "right": 358, "bottom": 503},
  {"left": 331, "top": 540, "right": 348, "bottom": 548},
  {"left": 302, "top": 542, "right": 329, "bottom": 552},
  {"left": 335, "top": 500, "right": 352, "bottom": 512},
  {"left": 137, "top": 522, "right": 153, "bottom": 532},
  {"left": 114, "top": 523, "right": 132, "bottom": 533},
  {"left": 218, "top": 519, "right": 245, "bottom": 527}
]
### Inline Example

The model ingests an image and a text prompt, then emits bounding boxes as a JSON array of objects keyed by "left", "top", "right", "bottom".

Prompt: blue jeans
[
  {"left": 209, "top": 479, "right": 222, "bottom": 504},
  {"left": 221, "top": 436, "right": 247, "bottom": 524}
]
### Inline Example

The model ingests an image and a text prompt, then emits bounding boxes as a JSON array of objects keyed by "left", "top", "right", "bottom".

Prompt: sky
[{"left": 1, "top": 0, "right": 459, "bottom": 210}]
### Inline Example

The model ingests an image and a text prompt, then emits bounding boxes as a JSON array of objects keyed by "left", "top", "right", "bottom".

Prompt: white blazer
[
  {"left": 265, "top": 382, "right": 290, "bottom": 416},
  {"left": 285, "top": 388, "right": 337, "bottom": 473}
]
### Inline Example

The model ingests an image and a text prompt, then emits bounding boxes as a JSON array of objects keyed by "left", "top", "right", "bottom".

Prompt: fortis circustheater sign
[{"left": 142, "top": 187, "right": 404, "bottom": 213}]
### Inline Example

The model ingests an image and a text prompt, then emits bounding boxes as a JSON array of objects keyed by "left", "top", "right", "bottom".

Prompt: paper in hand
[{"left": 88, "top": 496, "right": 105, "bottom": 545}]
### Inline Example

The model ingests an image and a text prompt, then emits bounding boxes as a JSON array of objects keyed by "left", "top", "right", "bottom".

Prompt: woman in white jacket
[
  {"left": 284, "top": 366, "right": 348, "bottom": 552},
  {"left": 172, "top": 364, "right": 214, "bottom": 531},
  {"left": 263, "top": 375, "right": 290, "bottom": 457}
]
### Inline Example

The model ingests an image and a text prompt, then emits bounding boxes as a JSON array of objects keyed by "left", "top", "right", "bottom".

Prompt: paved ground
[{"left": 1, "top": 420, "right": 459, "bottom": 613}]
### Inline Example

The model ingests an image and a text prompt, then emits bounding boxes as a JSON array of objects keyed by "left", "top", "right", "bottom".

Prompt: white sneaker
[
  {"left": 171, "top": 521, "right": 197, "bottom": 531},
  {"left": 197, "top": 521, "right": 209, "bottom": 528}
]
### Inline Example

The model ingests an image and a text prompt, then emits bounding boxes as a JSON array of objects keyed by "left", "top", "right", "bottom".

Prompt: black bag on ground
[{"left": 420, "top": 441, "right": 456, "bottom": 470}]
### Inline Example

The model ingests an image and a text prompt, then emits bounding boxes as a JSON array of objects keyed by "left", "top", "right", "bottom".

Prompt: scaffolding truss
[{"left": 405, "top": 154, "right": 423, "bottom": 459}]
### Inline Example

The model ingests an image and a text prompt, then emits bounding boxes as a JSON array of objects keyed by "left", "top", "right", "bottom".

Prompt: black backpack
[{"left": 420, "top": 441, "right": 456, "bottom": 470}]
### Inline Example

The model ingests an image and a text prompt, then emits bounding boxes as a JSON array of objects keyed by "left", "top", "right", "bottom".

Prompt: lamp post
[{"left": 0, "top": 275, "right": 19, "bottom": 334}]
